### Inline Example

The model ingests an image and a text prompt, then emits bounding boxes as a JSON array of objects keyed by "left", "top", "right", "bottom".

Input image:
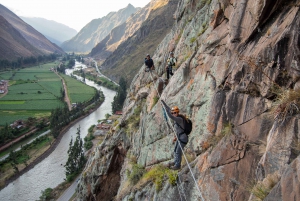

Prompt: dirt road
[{"left": 54, "top": 71, "right": 72, "bottom": 111}]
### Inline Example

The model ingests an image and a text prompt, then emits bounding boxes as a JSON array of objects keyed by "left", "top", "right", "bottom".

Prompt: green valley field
[{"left": 0, "top": 62, "right": 96, "bottom": 126}]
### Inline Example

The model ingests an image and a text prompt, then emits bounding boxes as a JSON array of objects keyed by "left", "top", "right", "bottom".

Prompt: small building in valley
[{"left": 115, "top": 111, "right": 122, "bottom": 115}]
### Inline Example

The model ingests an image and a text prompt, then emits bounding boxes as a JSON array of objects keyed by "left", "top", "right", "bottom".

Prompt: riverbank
[{"left": 2, "top": 99, "right": 104, "bottom": 190}]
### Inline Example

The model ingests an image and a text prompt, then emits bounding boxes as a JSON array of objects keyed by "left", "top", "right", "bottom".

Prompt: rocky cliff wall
[
  {"left": 100, "top": 0, "right": 179, "bottom": 83},
  {"left": 77, "top": 0, "right": 300, "bottom": 200}
]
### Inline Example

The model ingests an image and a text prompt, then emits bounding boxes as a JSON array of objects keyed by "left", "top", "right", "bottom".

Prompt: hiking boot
[
  {"left": 168, "top": 161, "right": 175, "bottom": 167},
  {"left": 170, "top": 165, "right": 180, "bottom": 170}
]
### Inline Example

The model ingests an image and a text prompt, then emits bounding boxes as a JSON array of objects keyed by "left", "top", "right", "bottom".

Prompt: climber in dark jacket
[
  {"left": 144, "top": 54, "right": 154, "bottom": 72},
  {"left": 161, "top": 100, "right": 188, "bottom": 170}
]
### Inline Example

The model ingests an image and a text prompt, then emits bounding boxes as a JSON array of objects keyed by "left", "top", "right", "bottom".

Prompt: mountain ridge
[
  {"left": 0, "top": 4, "right": 65, "bottom": 56},
  {"left": 21, "top": 16, "right": 77, "bottom": 45},
  {"left": 0, "top": 15, "right": 42, "bottom": 60},
  {"left": 90, "top": 3, "right": 152, "bottom": 62},
  {"left": 61, "top": 4, "right": 138, "bottom": 53}
]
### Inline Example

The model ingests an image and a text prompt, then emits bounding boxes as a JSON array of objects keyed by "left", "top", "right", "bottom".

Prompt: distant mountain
[
  {"left": 0, "top": 4, "right": 65, "bottom": 58},
  {"left": 21, "top": 17, "right": 77, "bottom": 45},
  {"left": 61, "top": 4, "right": 138, "bottom": 53},
  {"left": 90, "top": 4, "right": 151, "bottom": 61},
  {"left": 100, "top": 0, "right": 178, "bottom": 82},
  {"left": 0, "top": 15, "right": 42, "bottom": 60}
]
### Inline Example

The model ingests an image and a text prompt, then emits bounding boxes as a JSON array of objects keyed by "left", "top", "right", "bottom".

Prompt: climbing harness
[{"left": 149, "top": 71, "right": 205, "bottom": 201}]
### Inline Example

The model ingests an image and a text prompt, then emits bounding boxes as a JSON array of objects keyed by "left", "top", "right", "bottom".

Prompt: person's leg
[
  {"left": 170, "top": 66, "right": 173, "bottom": 76},
  {"left": 174, "top": 141, "right": 186, "bottom": 168},
  {"left": 166, "top": 66, "right": 170, "bottom": 79}
]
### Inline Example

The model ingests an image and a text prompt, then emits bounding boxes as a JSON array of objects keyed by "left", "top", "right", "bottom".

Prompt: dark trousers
[
  {"left": 174, "top": 140, "right": 186, "bottom": 168},
  {"left": 166, "top": 65, "right": 173, "bottom": 79}
]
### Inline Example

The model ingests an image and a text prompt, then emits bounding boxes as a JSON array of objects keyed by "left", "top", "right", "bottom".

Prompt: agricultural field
[
  {"left": 0, "top": 72, "right": 13, "bottom": 80},
  {"left": 60, "top": 74, "right": 96, "bottom": 103},
  {"left": 0, "top": 62, "right": 97, "bottom": 126},
  {"left": 0, "top": 62, "right": 64, "bottom": 125}
]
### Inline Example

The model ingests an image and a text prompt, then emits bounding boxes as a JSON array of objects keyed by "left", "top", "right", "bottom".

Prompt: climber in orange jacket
[{"left": 161, "top": 100, "right": 188, "bottom": 170}]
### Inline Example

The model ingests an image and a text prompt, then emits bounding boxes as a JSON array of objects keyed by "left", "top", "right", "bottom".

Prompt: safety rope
[
  {"left": 176, "top": 180, "right": 184, "bottom": 201},
  {"left": 149, "top": 71, "right": 205, "bottom": 201},
  {"left": 177, "top": 173, "right": 188, "bottom": 201}
]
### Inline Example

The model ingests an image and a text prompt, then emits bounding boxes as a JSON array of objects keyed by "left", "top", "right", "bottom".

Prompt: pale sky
[{"left": 0, "top": 0, "right": 150, "bottom": 31}]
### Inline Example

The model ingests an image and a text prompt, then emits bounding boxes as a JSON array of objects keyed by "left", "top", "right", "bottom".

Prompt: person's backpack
[
  {"left": 169, "top": 57, "right": 176, "bottom": 66},
  {"left": 177, "top": 115, "right": 193, "bottom": 135}
]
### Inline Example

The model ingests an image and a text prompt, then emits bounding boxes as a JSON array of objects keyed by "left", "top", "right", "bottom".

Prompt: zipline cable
[{"left": 149, "top": 71, "right": 205, "bottom": 201}]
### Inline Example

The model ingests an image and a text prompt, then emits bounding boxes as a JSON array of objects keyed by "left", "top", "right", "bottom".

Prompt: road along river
[{"left": 0, "top": 65, "right": 116, "bottom": 201}]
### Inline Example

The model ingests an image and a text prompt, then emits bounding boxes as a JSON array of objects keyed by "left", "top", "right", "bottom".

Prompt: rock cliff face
[
  {"left": 60, "top": 4, "right": 138, "bottom": 53},
  {"left": 77, "top": 0, "right": 300, "bottom": 200},
  {"left": 90, "top": 3, "right": 151, "bottom": 62},
  {"left": 100, "top": 0, "right": 178, "bottom": 83}
]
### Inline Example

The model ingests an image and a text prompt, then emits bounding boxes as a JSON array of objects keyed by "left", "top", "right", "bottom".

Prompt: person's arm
[{"left": 161, "top": 100, "right": 183, "bottom": 124}]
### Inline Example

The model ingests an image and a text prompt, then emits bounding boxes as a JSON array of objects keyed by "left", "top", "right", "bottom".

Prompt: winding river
[{"left": 0, "top": 62, "right": 116, "bottom": 201}]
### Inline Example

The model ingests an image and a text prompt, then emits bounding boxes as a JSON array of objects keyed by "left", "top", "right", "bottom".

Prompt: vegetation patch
[
  {"left": 125, "top": 105, "right": 142, "bottom": 135},
  {"left": 0, "top": 62, "right": 65, "bottom": 125},
  {"left": 142, "top": 165, "right": 177, "bottom": 191},
  {"left": 0, "top": 101, "right": 25, "bottom": 104},
  {"left": 150, "top": 96, "right": 159, "bottom": 110},
  {"left": 59, "top": 73, "right": 96, "bottom": 103},
  {"left": 190, "top": 37, "right": 197, "bottom": 44},
  {"left": 73, "top": 70, "right": 119, "bottom": 91},
  {"left": 248, "top": 172, "right": 280, "bottom": 201},
  {"left": 84, "top": 125, "right": 95, "bottom": 150},
  {"left": 271, "top": 86, "right": 300, "bottom": 122},
  {"left": 0, "top": 134, "right": 54, "bottom": 189},
  {"left": 126, "top": 162, "right": 145, "bottom": 185}
]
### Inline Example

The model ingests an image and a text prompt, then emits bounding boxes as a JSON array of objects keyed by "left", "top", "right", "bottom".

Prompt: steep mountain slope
[
  {"left": 77, "top": 0, "right": 300, "bottom": 201},
  {"left": 90, "top": 3, "right": 151, "bottom": 62},
  {"left": 61, "top": 4, "right": 138, "bottom": 53},
  {"left": 100, "top": 0, "right": 178, "bottom": 83},
  {"left": 21, "top": 17, "right": 77, "bottom": 45},
  {"left": 0, "top": 4, "right": 64, "bottom": 55},
  {"left": 0, "top": 15, "right": 42, "bottom": 60}
]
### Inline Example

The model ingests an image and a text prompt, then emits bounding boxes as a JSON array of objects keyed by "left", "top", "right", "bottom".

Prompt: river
[{"left": 0, "top": 62, "right": 116, "bottom": 201}]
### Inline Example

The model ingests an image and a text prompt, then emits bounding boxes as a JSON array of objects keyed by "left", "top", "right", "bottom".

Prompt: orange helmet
[{"left": 171, "top": 106, "right": 179, "bottom": 113}]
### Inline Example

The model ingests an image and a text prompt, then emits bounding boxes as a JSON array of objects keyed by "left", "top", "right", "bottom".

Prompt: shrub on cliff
[{"left": 126, "top": 163, "right": 145, "bottom": 185}]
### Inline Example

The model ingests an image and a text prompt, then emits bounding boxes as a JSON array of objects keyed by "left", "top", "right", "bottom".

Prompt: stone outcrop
[{"left": 77, "top": 0, "right": 300, "bottom": 200}]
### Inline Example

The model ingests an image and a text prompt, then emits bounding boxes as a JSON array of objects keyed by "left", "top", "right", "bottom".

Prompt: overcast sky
[{"left": 0, "top": 0, "right": 150, "bottom": 31}]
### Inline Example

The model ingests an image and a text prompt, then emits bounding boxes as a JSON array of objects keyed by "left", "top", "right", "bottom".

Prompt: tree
[
  {"left": 39, "top": 188, "right": 53, "bottom": 201},
  {"left": 105, "top": 113, "right": 111, "bottom": 119},
  {"left": 112, "top": 77, "right": 127, "bottom": 113},
  {"left": 64, "top": 126, "right": 86, "bottom": 182}
]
